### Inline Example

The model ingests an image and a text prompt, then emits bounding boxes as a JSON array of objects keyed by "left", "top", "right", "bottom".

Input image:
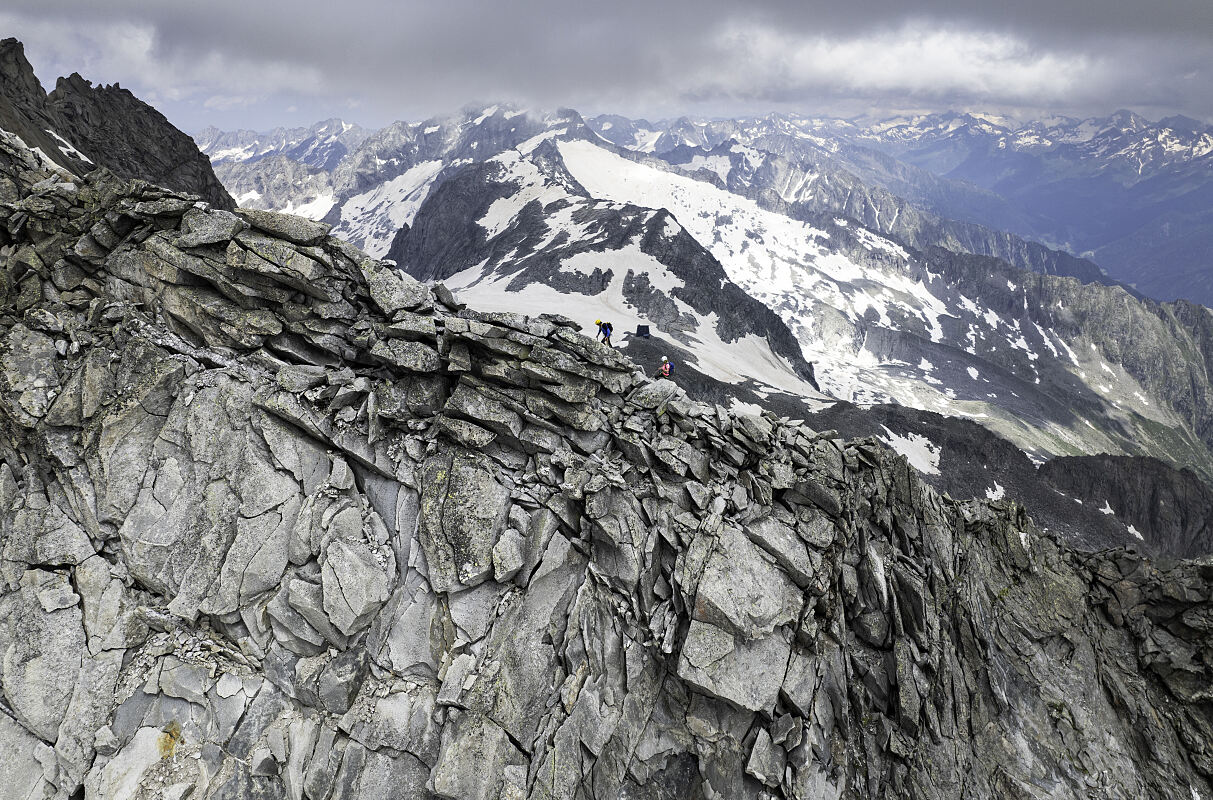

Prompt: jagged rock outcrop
[
  {"left": 4, "top": 128, "right": 1213, "bottom": 800},
  {"left": 0, "top": 38, "right": 233, "bottom": 210}
]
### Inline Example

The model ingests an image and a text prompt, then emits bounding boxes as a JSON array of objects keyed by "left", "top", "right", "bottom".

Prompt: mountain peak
[
  {"left": 0, "top": 37, "right": 46, "bottom": 102},
  {"left": 1106, "top": 108, "right": 1149, "bottom": 132},
  {"left": 1159, "top": 114, "right": 1210, "bottom": 135}
]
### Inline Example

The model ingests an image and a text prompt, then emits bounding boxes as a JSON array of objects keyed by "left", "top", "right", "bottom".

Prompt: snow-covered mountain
[
  {"left": 843, "top": 110, "right": 1213, "bottom": 176},
  {"left": 201, "top": 105, "right": 596, "bottom": 257},
  {"left": 203, "top": 108, "right": 1213, "bottom": 307},
  {"left": 643, "top": 131, "right": 1107, "bottom": 286},
  {"left": 391, "top": 137, "right": 823, "bottom": 409},
  {"left": 195, "top": 118, "right": 370, "bottom": 170},
  {"left": 612, "top": 110, "right": 1213, "bottom": 305},
  {"left": 202, "top": 105, "right": 1213, "bottom": 531}
]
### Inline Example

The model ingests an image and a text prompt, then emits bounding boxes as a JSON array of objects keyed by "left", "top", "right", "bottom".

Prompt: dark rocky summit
[
  {"left": 0, "top": 38, "right": 233, "bottom": 210},
  {"left": 4, "top": 117, "right": 1213, "bottom": 800}
]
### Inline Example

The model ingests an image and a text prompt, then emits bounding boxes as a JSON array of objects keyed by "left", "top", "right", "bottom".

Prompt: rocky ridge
[
  {"left": 0, "top": 38, "right": 233, "bottom": 211},
  {"left": 4, "top": 116, "right": 1213, "bottom": 800}
]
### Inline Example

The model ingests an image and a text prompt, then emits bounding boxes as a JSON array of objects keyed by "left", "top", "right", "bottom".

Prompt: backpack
[{"left": 603, "top": 322, "right": 613, "bottom": 336}]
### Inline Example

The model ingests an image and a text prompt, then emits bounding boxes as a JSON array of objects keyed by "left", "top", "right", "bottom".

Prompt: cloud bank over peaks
[{"left": 2, "top": 1, "right": 1210, "bottom": 130}]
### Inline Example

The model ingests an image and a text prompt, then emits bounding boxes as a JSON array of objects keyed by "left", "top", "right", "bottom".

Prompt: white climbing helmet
[{"left": 661, "top": 356, "right": 668, "bottom": 362}]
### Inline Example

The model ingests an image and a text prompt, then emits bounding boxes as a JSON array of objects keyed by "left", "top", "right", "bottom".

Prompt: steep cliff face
[
  {"left": 1039, "top": 455, "right": 1213, "bottom": 558},
  {"left": 0, "top": 38, "right": 233, "bottom": 210},
  {"left": 3, "top": 124, "right": 1213, "bottom": 800}
]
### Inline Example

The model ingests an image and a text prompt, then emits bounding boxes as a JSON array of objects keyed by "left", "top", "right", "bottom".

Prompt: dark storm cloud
[{"left": 2, "top": 0, "right": 1211, "bottom": 130}]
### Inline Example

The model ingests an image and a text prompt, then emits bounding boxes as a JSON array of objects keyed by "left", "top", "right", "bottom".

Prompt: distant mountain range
[
  {"left": 199, "top": 107, "right": 1213, "bottom": 306},
  {"left": 194, "top": 103, "right": 1213, "bottom": 554},
  {"left": 852, "top": 111, "right": 1213, "bottom": 305}
]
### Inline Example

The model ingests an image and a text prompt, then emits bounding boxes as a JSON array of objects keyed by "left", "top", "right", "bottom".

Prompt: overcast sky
[{"left": 4, "top": 1, "right": 1212, "bottom": 132}]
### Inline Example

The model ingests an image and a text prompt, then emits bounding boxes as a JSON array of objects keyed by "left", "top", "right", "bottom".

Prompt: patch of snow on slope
[
  {"left": 684, "top": 313, "right": 822, "bottom": 398},
  {"left": 559, "top": 248, "right": 686, "bottom": 300},
  {"left": 1127, "top": 524, "right": 1144, "bottom": 541},
  {"left": 1100, "top": 500, "right": 1115, "bottom": 515},
  {"left": 279, "top": 193, "right": 335, "bottom": 220},
  {"left": 45, "top": 129, "right": 92, "bottom": 164},
  {"left": 986, "top": 482, "right": 1005, "bottom": 500},
  {"left": 853, "top": 225, "right": 909, "bottom": 259},
  {"left": 334, "top": 160, "right": 444, "bottom": 256},
  {"left": 1055, "top": 335, "right": 1081, "bottom": 366},
  {"left": 632, "top": 129, "right": 663, "bottom": 152},
  {"left": 515, "top": 130, "right": 564, "bottom": 154},
  {"left": 556, "top": 139, "right": 951, "bottom": 395},
  {"left": 730, "top": 143, "right": 764, "bottom": 170},
  {"left": 210, "top": 144, "right": 258, "bottom": 161},
  {"left": 879, "top": 425, "right": 941, "bottom": 475},
  {"left": 0, "top": 129, "right": 68, "bottom": 174},
  {"left": 474, "top": 106, "right": 499, "bottom": 124},
  {"left": 683, "top": 155, "right": 731, "bottom": 182},
  {"left": 477, "top": 151, "right": 569, "bottom": 238}
]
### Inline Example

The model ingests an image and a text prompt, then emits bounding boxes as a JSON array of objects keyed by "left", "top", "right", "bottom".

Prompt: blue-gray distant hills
[{"left": 753, "top": 109, "right": 1213, "bottom": 306}]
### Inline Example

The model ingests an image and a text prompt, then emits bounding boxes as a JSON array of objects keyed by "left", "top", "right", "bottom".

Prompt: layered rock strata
[{"left": 2, "top": 131, "right": 1213, "bottom": 800}]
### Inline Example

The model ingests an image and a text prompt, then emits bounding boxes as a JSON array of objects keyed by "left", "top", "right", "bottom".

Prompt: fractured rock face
[
  {"left": 2, "top": 127, "right": 1213, "bottom": 800},
  {"left": 420, "top": 446, "right": 512, "bottom": 593}
]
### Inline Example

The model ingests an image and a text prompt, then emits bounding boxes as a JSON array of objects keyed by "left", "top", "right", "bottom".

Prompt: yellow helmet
[{"left": 595, "top": 319, "right": 602, "bottom": 325}]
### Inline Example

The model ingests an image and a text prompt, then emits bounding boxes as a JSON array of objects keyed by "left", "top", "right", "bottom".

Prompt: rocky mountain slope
[
  {"left": 0, "top": 38, "right": 233, "bottom": 210},
  {"left": 6, "top": 120, "right": 1213, "bottom": 800}
]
